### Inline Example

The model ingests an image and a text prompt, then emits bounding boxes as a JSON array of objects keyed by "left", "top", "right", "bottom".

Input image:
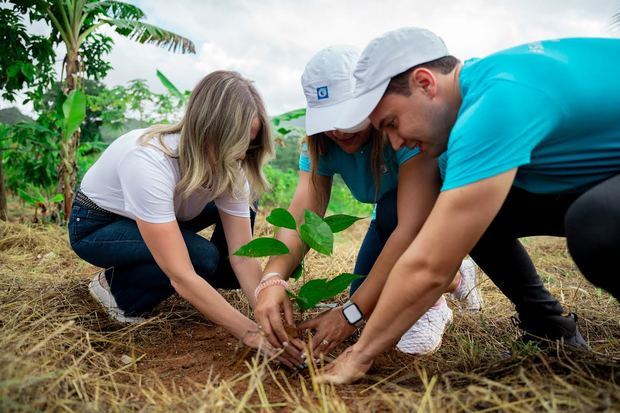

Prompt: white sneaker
[
  {"left": 88, "top": 270, "right": 145, "bottom": 324},
  {"left": 396, "top": 296, "right": 453, "bottom": 355},
  {"left": 452, "top": 258, "right": 483, "bottom": 312}
]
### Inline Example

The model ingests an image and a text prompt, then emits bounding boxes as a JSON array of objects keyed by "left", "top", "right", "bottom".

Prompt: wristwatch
[{"left": 342, "top": 300, "right": 365, "bottom": 328}]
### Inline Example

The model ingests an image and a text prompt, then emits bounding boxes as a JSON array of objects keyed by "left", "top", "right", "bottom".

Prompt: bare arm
[
  {"left": 318, "top": 169, "right": 517, "bottom": 384},
  {"left": 352, "top": 153, "right": 440, "bottom": 316},
  {"left": 254, "top": 170, "right": 332, "bottom": 356},
  {"left": 217, "top": 210, "right": 263, "bottom": 309},
  {"left": 300, "top": 154, "right": 441, "bottom": 353},
  {"left": 263, "top": 171, "right": 332, "bottom": 279},
  {"left": 136, "top": 219, "right": 256, "bottom": 339}
]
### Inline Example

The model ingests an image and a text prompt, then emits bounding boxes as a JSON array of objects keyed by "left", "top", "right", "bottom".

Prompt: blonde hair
[
  {"left": 139, "top": 71, "right": 273, "bottom": 204},
  {"left": 305, "top": 129, "right": 385, "bottom": 204}
]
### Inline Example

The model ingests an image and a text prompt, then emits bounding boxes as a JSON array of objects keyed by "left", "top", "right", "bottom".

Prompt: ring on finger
[
  {"left": 282, "top": 341, "right": 289, "bottom": 347},
  {"left": 321, "top": 339, "right": 329, "bottom": 346}
]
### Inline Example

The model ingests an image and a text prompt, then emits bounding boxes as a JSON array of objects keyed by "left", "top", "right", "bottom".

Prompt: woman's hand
[
  {"left": 298, "top": 307, "right": 356, "bottom": 356},
  {"left": 242, "top": 328, "right": 300, "bottom": 369},
  {"left": 315, "top": 344, "right": 374, "bottom": 385},
  {"left": 254, "top": 284, "right": 305, "bottom": 365}
]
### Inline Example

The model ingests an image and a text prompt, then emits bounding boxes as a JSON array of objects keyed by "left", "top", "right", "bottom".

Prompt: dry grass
[{"left": 1, "top": 213, "right": 619, "bottom": 412}]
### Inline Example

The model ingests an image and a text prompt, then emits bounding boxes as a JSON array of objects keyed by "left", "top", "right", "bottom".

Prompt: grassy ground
[{"left": 1, "top": 210, "right": 619, "bottom": 412}]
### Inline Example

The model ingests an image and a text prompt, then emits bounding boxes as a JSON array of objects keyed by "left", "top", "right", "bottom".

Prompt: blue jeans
[
  {"left": 69, "top": 199, "right": 256, "bottom": 316},
  {"left": 350, "top": 189, "right": 398, "bottom": 295}
]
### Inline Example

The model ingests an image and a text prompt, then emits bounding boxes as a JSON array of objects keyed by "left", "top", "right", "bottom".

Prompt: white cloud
[{"left": 5, "top": 0, "right": 619, "bottom": 116}]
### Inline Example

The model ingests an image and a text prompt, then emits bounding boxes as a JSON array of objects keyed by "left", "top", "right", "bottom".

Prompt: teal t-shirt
[
  {"left": 298, "top": 139, "right": 417, "bottom": 204},
  {"left": 440, "top": 38, "right": 620, "bottom": 194}
]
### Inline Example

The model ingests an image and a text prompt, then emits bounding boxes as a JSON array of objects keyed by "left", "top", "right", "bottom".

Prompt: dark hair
[
  {"left": 385, "top": 55, "right": 460, "bottom": 96},
  {"left": 305, "top": 128, "right": 385, "bottom": 204}
]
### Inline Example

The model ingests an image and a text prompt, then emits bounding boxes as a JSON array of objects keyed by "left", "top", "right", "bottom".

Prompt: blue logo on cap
[{"left": 316, "top": 86, "right": 329, "bottom": 100}]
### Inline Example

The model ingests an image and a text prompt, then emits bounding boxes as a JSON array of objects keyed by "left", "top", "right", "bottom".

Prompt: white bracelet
[{"left": 261, "top": 271, "right": 282, "bottom": 282}]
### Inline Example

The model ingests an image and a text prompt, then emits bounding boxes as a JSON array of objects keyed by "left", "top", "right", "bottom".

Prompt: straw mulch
[{"left": 1, "top": 215, "right": 619, "bottom": 412}]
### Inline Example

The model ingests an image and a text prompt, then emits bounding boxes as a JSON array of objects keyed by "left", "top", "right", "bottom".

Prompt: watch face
[{"left": 343, "top": 303, "right": 363, "bottom": 324}]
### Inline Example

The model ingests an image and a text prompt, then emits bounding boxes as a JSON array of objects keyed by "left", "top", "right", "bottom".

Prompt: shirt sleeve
[
  {"left": 442, "top": 82, "right": 561, "bottom": 192},
  {"left": 118, "top": 149, "right": 177, "bottom": 223},
  {"left": 214, "top": 178, "right": 251, "bottom": 218},
  {"left": 298, "top": 142, "right": 335, "bottom": 176},
  {"left": 394, "top": 146, "right": 420, "bottom": 165}
]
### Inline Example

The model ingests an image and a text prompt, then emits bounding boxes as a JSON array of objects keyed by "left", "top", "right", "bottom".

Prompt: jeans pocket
[{"left": 69, "top": 205, "right": 116, "bottom": 244}]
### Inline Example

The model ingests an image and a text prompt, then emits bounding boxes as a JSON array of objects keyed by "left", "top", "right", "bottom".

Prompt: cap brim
[
  {"left": 336, "top": 118, "right": 370, "bottom": 133},
  {"left": 305, "top": 103, "right": 346, "bottom": 136},
  {"left": 334, "top": 79, "right": 389, "bottom": 131}
]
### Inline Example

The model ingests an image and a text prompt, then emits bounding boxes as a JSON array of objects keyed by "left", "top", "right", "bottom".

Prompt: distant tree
[{"left": 3, "top": 0, "right": 196, "bottom": 218}]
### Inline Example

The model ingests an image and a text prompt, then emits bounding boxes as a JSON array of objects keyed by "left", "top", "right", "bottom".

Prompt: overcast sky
[{"left": 8, "top": 0, "right": 620, "bottom": 116}]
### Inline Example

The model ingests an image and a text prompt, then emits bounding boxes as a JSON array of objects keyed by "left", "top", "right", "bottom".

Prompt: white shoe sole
[{"left": 88, "top": 271, "right": 144, "bottom": 324}]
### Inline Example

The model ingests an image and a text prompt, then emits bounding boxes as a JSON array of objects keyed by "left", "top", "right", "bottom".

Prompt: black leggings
[{"left": 470, "top": 173, "right": 620, "bottom": 325}]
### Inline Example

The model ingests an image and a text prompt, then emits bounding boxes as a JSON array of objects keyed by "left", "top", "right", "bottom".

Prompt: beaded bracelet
[
  {"left": 260, "top": 271, "right": 283, "bottom": 283},
  {"left": 254, "top": 278, "right": 288, "bottom": 300}
]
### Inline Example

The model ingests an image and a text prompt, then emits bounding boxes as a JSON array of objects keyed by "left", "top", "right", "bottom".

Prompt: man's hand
[
  {"left": 254, "top": 285, "right": 305, "bottom": 365},
  {"left": 298, "top": 306, "right": 357, "bottom": 355},
  {"left": 315, "top": 344, "right": 373, "bottom": 385}
]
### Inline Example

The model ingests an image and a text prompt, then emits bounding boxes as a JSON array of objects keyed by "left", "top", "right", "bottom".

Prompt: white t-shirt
[{"left": 80, "top": 129, "right": 251, "bottom": 223}]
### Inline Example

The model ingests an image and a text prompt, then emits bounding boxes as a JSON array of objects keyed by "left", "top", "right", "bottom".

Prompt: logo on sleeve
[{"left": 316, "top": 86, "right": 329, "bottom": 100}]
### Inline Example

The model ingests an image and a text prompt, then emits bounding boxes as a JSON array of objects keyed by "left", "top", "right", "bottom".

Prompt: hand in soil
[
  {"left": 254, "top": 284, "right": 305, "bottom": 365},
  {"left": 298, "top": 306, "right": 356, "bottom": 356},
  {"left": 242, "top": 329, "right": 300, "bottom": 369},
  {"left": 315, "top": 345, "right": 373, "bottom": 385}
]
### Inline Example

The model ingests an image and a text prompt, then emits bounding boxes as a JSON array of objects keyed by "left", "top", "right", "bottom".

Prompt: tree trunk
[
  {"left": 0, "top": 147, "right": 7, "bottom": 221},
  {"left": 57, "top": 49, "right": 81, "bottom": 220}
]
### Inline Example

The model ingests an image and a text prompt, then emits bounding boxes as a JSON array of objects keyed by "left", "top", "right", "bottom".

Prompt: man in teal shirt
[{"left": 319, "top": 27, "right": 620, "bottom": 384}]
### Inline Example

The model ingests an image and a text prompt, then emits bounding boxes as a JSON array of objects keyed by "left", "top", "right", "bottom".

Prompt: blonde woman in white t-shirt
[{"left": 68, "top": 71, "right": 296, "bottom": 365}]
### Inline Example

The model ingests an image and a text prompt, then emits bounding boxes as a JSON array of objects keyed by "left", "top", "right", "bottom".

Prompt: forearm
[
  {"left": 263, "top": 228, "right": 305, "bottom": 280},
  {"left": 354, "top": 256, "right": 455, "bottom": 359},
  {"left": 171, "top": 272, "right": 256, "bottom": 339},
  {"left": 230, "top": 256, "right": 262, "bottom": 309},
  {"left": 351, "top": 228, "right": 413, "bottom": 316}
]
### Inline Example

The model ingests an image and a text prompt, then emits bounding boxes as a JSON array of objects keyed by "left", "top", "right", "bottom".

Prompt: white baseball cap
[
  {"left": 334, "top": 27, "right": 449, "bottom": 131},
  {"left": 301, "top": 45, "right": 369, "bottom": 136}
]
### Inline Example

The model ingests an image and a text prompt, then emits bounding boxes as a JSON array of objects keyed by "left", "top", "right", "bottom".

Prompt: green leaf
[
  {"left": 299, "top": 209, "right": 333, "bottom": 255},
  {"left": 233, "top": 237, "right": 289, "bottom": 257},
  {"left": 62, "top": 90, "right": 87, "bottom": 141},
  {"left": 291, "top": 265, "right": 303, "bottom": 281},
  {"left": 266, "top": 208, "right": 296, "bottom": 230},
  {"left": 287, "top": 289, "right": 310, "bottom": 310},
  {"left": 102, "top": 18, "right": 196, "bottom": 54},
  {"left": 324, "top": 214, "right": 365, "bottom": 233},
  {"left": 49, "top": 194, "right": 64, "bottom": 203},
  {"left": 17, "top": 189, "right": 37, "bottom": 206},
  {"left": 296, "top": 279, "right": 329, "bottom": 311},
  {"left": 7, "top": 62, "right": 21, "bottom": 78},
  {"left": 156, "top": 69, "right": 184, "bottom": 99},
  {"left": 20, "top": 63, "right": 34, "bottom": 81},
  {"left": 325, "top": 273, "right": 363, "bottom": 296},
  {"left": 294, "top": 273, "right": 363, "bottom": 311},
  {"left": 277, "top": 127, "right": 291, "bottom": 135},
  {"left": 279, "top": 108, "right": 306, "bottom": 121}
]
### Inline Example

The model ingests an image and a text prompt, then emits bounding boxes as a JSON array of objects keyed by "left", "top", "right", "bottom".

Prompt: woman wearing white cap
[{"left": 252, "top": 45, "right": 482, "bottom": 364}]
